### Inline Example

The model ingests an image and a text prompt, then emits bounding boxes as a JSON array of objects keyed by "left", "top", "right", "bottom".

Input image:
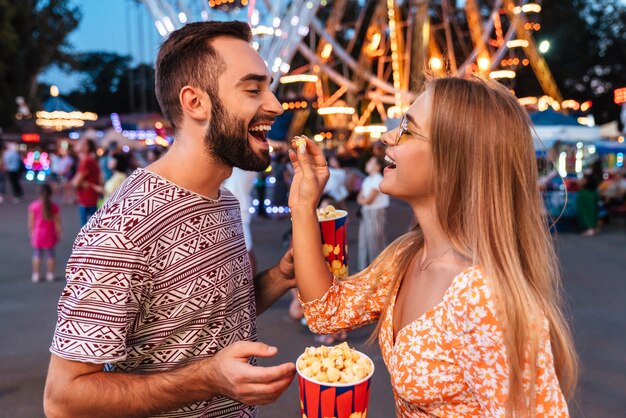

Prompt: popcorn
[
  {"left": 316, "top": 204, "right": 338, "bottom": 220},
  {"left": 326, "top": 260, "right": 348, "bottom": 279},
  {"left": 297, "top": 342, "right": 374, "bottom": 384},
  {"left": 293, "top": 136, "right": 307, "bottom": 154}
]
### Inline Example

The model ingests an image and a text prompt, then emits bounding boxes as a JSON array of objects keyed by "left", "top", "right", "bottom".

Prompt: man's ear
[{"left": 179, "top": 86, "right": 211, "bottom": 123}]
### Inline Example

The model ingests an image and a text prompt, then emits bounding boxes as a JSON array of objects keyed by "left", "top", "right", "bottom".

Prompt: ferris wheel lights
[
  {"left": 506, "top": 39, "right": 529, "bottom": 49},
  {"left": 321, "top": 44, "right": 333, "bottom": 59},
  {"left": 369, "top": 33, "right": 382, "bottom": 51},
  {"left": 513, "top": 4, "right": 541, "bottom": 14},
  {"left": 252, "top": 41, "right": 259, "bottom": 50},
  {"left": 280, "top": 74, "right": 319, "bottom": 84},
  {"left": 162, "top": 16, "right": 175, "bottom": 33},
  {"left": 539, "top": 40, "right": 550, "bottom": 54},
  {"left": 581, "top": 101, "right": 592, "bottom": 112},
  {"left": 318, "top": 106, "right": 355, "bottom": 115},
  {"left": 489, "top": 70, "right": 516, "bottom": 80},
  {"left": 178, "top": 12, "right": 187, "bottom": 24},
  {"left": 354, "top": 125, "right": 388, "bottom": 134},
  {"left": 273, "top": 17, "right": 281, "bottom": 28},
  {"left": 522, "top": 59, "right": 530, "bottom": 66},
  {"left": 291, "top": 16, "right": 299, "bottom": 26},
  {"left": 429, "top": 57, "right": 444, "bottom": 71},
  {"left": 306, "top": 2, "right": 313, "bottom": 9},
  {"left": 477, "top": 57, "right": 490, "bottom": 72},
  {"left": 297, "top": 26, "right": 309, "bottom": 36},
  {"left": 314, "top": 134, "right": 324, "bottom": 142},
  {"left": 518, "top": 97, "right": 538, "bottom": 106},
  {"left": 155, "top": 20, "right": 168, "bottom": 37},
  {"left": 522, "top": 4, "right": 542, "bottom": 13}
]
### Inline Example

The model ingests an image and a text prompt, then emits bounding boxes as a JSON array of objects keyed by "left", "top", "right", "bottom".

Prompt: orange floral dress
[{"left": 300, "top": 261, "right": 569, "bottom": 417}]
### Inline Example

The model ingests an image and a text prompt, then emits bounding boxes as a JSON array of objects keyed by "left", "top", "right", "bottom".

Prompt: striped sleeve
[{"left": 50, "top": 228, "right": 151, "bottom": 363}]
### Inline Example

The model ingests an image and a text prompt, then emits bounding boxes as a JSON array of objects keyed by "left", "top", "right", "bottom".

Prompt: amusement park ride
[{"left": 140, "top": 0, "right": 566, "bottom": 143}]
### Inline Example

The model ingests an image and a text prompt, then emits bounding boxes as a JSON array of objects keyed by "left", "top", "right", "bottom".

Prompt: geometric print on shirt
[{"left": 51, "top": 168, "right": 258, "bottom": 418}]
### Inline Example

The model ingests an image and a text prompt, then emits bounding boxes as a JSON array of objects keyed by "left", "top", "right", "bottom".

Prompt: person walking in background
[
  {"left": 576, "top": 158, "right": 603, "bottom": 236},
  {"left": 322, "top": 153, "right": 348, "bottom": 210},
  {"left": 28, "top": 184, "right": 61, "bottom": 283},
  {"left": 271, "top": 152, "right": 291, "bottom": 209},
  {"left": 89, "top": 153, "right": 130, "bottom": 203},
  {"left": 576, "top": 173, "right": 600, "bottom": 236},
  {"left": 224, "top": 166, "right": 259, "bottom": 272},
  {"left": 58, "top": 147, "right": 77, "bottom": 205},
  {"left": 0, "top": 142, "right": 7, "bottom": 203},
  {"left": 288, "top": 76, "right": 576, "bottom": 416},
  {"left": 71, "top": 138, "right": 101, "bottom": 226},
  {"left": 3, "top": 142, "right": 24, "bottom": 203},
  {"left": 357, "top": 156, "right": 389, "bottom": 270},
  {"left": 103, "top": 153, "right": 129, "bottom": 200}
]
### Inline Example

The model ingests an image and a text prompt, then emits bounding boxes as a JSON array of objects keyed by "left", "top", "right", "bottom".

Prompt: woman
[{"left": 288, "top": 76, "right": 577, "bottom": 417}]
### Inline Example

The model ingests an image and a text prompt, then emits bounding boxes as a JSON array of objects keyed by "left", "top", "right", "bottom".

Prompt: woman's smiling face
[{"left": 380, "top": 90, "right": 434, "bottom": 204}]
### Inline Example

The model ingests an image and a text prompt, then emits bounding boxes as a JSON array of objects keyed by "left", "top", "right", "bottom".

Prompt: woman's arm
[
  {"left": 288, "top": 136, "right": 333, "bottom": 302},
  {"left": 357, "top": 188, "right": 380, "bottom": 205}
]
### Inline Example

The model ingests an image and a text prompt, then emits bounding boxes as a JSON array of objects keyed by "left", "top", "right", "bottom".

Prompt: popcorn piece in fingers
[{"left": 292, "top": 136, "right": 307, "bottom": 154}]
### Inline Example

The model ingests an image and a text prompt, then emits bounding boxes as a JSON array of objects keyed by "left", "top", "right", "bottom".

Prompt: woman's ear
[{"left": 179, "top": 86, "right": 212, "bottom": 123}]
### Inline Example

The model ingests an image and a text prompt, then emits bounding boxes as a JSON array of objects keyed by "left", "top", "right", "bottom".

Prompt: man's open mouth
[{"left": 248, "top": 123, "right": 272, "bottom": 143}]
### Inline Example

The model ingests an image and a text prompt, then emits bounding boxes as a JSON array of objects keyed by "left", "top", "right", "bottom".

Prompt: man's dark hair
[
  {"left": 155, "top": 21, "right": 252, "bottom": 130},
  {"left": 85, "top": 139, "right": 96, "bottom": 154}
]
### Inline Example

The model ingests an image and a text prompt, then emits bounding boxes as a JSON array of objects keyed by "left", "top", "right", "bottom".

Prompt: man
[
  {"left": 44, "top": 21, "right": 296, "bottom": 418},
  {"left": 71, "top": 138, "right": 101, "bottom": 225}
]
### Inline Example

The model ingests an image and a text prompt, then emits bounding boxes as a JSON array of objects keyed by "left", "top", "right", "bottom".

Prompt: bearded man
[{"left": 44, "top": 21, "right": 296, "bottom": 418}]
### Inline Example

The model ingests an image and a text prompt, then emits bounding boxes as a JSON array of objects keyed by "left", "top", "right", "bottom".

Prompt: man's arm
[
  {"left": 44, "top": 341, "right": 295, "bottom": 418},
  {"left": 254, "top": 249, "right": 295, "bottom": 315}
]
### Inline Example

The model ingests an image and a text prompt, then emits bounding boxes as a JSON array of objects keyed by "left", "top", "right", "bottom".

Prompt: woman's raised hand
[{"left": 288, "top": 135, "right": 329, "bottom": 212}]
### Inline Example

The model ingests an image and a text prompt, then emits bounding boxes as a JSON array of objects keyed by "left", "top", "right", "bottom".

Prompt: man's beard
[{"left": 204, "top": 91, "right": 271, "bottom": 172}]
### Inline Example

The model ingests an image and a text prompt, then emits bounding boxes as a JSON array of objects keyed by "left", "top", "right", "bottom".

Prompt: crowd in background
[{"left": 2, "top": 136, "right": 625, "bottom": 290}]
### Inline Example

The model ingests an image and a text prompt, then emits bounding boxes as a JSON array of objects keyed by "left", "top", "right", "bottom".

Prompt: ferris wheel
[{"left": 140, "top": 0, "right": 559, "bottom": 139}]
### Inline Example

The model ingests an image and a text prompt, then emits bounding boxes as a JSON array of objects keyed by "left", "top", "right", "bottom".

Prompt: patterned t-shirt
[{"left": 51, "top": 168, "right": 258, "bottom": 418}]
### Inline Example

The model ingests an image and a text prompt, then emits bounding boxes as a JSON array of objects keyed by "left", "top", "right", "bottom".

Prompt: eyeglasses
[{"left": 393, "top": 115, "right": 430, "bottom": 146}]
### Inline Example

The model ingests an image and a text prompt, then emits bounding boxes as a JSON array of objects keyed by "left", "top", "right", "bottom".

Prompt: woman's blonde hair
[{"left": 362, "top": 76, "right": 577, "bottom": 415}]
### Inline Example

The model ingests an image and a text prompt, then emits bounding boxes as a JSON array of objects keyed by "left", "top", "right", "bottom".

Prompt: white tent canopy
[
  {"left": 599, "top": 121, "right": 622, "bottom": 139},
  {"left": 530, "top": 109, "right": 601, "bottom": 151},
  {"left": 532, "top": 125, "right": 601, "bottom": 150}
]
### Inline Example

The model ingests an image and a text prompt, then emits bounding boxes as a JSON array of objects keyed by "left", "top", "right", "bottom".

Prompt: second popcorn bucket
[
  {"left": 296, "top": 344, "right": 374, "bottom": 418},
  {"left": 317, "top": 206, "right": 348, "bottom": 279}
]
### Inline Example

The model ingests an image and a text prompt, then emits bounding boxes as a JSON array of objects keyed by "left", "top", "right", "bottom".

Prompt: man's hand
[
  {"left": 205, "top": 341, "right": 295, "bottom": 405},
  {"left": 277, "top": 248, "right": 295, "bottom": 287},
  {"left": 254, "top": 249, "right": 296, "bottom": 314},
  {"left": 44, "top": 341, "right": 295, "bottom": 418}
]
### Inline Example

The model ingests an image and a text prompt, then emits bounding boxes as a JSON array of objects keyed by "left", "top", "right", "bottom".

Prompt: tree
[
  {"left": 516, "top": 0, "right": 626, "bottom": 124},
  {"left": 64, "top": 53, "right": 160, "bottom": 115},
  {"left": 0, "top": 0, "right": 81, "bottom": 129}
]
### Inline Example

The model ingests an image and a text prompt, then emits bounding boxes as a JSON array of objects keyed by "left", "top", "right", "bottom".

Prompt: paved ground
[{"left": 0, "top": 181, "right": 625, "bottom": 417}]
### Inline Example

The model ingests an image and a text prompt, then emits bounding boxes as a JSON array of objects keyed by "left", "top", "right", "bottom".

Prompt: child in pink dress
[{"left": 28, "top": 184, "right": 61, "bottom": 282}]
